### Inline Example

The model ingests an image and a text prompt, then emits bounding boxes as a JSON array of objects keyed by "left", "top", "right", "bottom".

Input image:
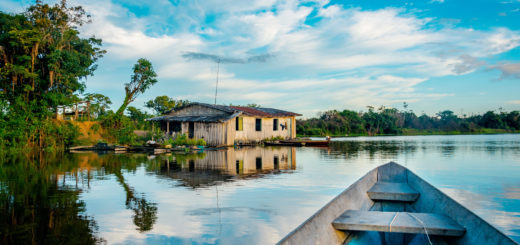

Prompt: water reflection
[
  {"left": 158, "top": 147, "right": 296, "bottom": 188},
  {"left": 1, "top": 135, "right": 519, "bottom": 244},
  {"left": 0, "top": 153, "right": 105, "bottom": 244},
  {"left": 326, "top": 140, "right": 418, "bottom": 159},
  {"left": 0, "top": 147, "right": 298, "bottom": 244}
]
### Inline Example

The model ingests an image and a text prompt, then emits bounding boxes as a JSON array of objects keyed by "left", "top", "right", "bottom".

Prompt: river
[{"left": 0, "top": 134, "right": 519, "bottom": 244}]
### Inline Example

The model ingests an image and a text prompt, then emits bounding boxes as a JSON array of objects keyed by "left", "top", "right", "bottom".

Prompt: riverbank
[{"left": 297, "top": 128, "right": 520, "bottom": 137}]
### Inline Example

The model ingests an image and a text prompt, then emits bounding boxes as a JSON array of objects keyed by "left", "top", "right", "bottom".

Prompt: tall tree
[
  {"left": 0, "top": 0, "right": 104, "bottom": 111},
  {"left": 116, "top": 58, "right": 157, "bottom": 115},
  {"left": 84, "top": 93, "right": 111, "bottom": 119},
  {"left": 0, "top": 0, "right": 104, "bottom": 148}
]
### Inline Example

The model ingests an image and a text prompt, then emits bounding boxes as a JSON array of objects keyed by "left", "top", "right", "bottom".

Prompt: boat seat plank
[
  {"left": 332, "top": 210, "right": 465, "bottom": 236},
  {"left": 367, "top": 182, "right": 420, "bottom": 202}
]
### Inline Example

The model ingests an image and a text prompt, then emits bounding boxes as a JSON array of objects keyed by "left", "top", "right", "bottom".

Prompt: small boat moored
[
  {"left": 278, "top": 162, "right": 518, "bottom": 245},
  {"left": 265, "top": 137, "right": 331, "bottom": 147}
]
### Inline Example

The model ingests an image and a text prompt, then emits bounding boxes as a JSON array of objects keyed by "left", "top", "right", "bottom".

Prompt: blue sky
[{"left": 1, "top": 0, "right": 520, "bottom": 117}]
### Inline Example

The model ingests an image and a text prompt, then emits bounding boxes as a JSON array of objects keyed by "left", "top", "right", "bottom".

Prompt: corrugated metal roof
[
  {"left": 164, "top": 102, "right": 238, "bottom": 115},
  {"left": 147, "top": 111, "right": 241, "bottom": 123},
  {"left": 148, "top": 102, "right": 300, "bottom": 122},
  {"left": 230, "top": 106, "right": 302, "bottom": 117}
]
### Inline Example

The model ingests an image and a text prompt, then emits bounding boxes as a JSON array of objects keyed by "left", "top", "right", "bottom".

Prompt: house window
[
  {"left": 273, "top": 118, "right": 279, "bottom": 131},
  {"left": 255, "top": 118, "right": 262, "bottom": 131},
  {"left": 256, "top": 157, "right": 262, "bottom": 170},
  {"left": 274, "top": 156, "right": 279, "bottom": 169},
  {"left": 236, "top": 117, "right": 243, "bottom": 131}
]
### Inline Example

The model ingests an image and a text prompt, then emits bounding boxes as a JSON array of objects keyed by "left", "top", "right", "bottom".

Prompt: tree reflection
[
  {"left": 114, "top": 170, "right": 157, "bottom": 232},
  {"left": 96, "top": 154, "right": 158, "bottom": 232},
  {"left": 0, "top": 153, "right": 104, "bottom": 244},
  {"left": 326, "top": 141, "right": 418, "bottom": 159}
]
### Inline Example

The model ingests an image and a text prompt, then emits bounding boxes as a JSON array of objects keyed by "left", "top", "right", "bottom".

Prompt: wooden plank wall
[
  {"left": 234, "top": 116, "right": 296, "bottom": 142},
  {"left": 179, "top": 120, "right": 235, "bottom": 146}
]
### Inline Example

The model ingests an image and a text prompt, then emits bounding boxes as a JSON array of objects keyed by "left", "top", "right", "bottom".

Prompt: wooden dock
[{"left": 67, "top": 144, "right": 207, "bottom": 154}]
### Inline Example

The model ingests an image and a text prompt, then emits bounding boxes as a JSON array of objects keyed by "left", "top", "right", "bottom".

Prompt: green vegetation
[
  {"left": 100, "top": 59, "right": 159, "bottom": 145},
  {"left": 297, "top": 106, "right": 520, "bottom": 136},
  {"left": 263, "top": 136, "right": 284, "bottom": 141},
  {"left": 0, "top": 1, "right": 165, "bottom": 149},
  {"left": 0, "top": 1, "right": 104, "bottom": 150},
  {"left": 145, "top": 95, "right": 188, "bottom": 115},
  {"left": 163, "top": 134, "right": 206, "bottom": 147},
  {"left": 116, "top": 58, "right": 158, "bottom": 115},
  {"left": 84, "top": 93, "right": 112, "bottom": 119}
]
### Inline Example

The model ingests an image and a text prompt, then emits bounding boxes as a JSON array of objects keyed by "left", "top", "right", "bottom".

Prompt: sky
[{"left": 1, "top": 0, "right": 520, "bottom": 117}]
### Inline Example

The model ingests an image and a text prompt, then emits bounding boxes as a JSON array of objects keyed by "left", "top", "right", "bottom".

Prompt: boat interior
[{"left": 278, "top": 162, "right": 517, "bottom": 245}]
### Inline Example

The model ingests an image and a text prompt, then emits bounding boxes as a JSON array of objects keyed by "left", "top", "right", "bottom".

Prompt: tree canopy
[
  {"left": 297, "top": 108, "right": 520, "bottom": 136},
  {"left": 0, "top": 0, "right": 105, "bottom": 148},
  {"left": 116, "top": 58, "right": 157, "bottom": 115},
  {"left": 0, "top": 0, "right": 104, "bottom": 113},
  {"left": 145, "top": 95, "right": 188, "bottom": 115}
]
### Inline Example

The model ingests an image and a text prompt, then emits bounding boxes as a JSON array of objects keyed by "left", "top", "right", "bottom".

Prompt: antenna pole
[{"left": 214, "top": 59, "right": 220, "bottom": 105}]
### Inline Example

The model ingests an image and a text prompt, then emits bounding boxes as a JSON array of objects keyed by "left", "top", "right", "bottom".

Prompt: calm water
[{"left": 1, "top": 134, "right": 519, "bottom": 244}]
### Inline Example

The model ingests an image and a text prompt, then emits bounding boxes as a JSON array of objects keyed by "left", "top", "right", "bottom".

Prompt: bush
[
  {"left": 167, "top": 134, "right": 206, "bottom": 146},
  {"left": 100, "top": 112, "right": 137, "bottom": 145},
  {"left": 263, "top": 136, "right": 284, "bottom": 141},
  {"left": 91, "top": 123, "right": 101, "bottom": 133},
  {"left": 196, "top": 139, "right": 206, "bottom": 146}
]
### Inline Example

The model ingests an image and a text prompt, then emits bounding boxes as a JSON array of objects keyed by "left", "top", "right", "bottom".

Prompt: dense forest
[
  {"left": 0, "top": 1, "right": 187, "bottom": 151},
  {"left": 0, "top": 1, "right": 104, "bottom": 149},
  {"left": 297, "top": 105, "right": 520, "bottom": 136}
]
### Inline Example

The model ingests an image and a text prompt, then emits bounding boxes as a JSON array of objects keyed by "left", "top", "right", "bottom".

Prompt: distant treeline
[{"left": 296, "top": 106, "right": 520, "bottom": 136}]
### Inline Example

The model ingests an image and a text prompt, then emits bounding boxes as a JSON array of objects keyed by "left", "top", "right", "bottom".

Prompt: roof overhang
[{"left": 147, "top": 111, "right": 242, "bottom": 123}]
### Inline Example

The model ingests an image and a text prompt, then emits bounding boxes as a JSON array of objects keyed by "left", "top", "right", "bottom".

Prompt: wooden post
[
  {"left": 152, "top": 122, "right": 156, "bottom": 141},
  {"left": 74, "top": 103, "right": 79, "bottom": 120},
  {"left": 166, "top": 121, "right": 170, "bottom": 135},
  {"left": 86, "top": 100, "right": 91, "bottom": 121}
]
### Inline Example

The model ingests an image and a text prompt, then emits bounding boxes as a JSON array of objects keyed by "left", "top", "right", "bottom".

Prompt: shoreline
[{"left": 298, "top": 130, "right": 520, "bottom": 138}]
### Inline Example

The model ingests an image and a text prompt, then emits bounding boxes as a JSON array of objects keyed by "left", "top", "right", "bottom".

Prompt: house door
[{"left": 188, "top": 122, "right": 194, "bottom": 138}]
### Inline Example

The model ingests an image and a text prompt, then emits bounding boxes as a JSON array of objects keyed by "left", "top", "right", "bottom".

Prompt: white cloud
[{"left": 66, "top": 0, "right": 520, "bottom": 116}]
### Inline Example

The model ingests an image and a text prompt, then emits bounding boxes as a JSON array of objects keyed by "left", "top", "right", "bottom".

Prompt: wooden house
[{"left": 148, "top": 102, "right": 301, "bottom": 146}]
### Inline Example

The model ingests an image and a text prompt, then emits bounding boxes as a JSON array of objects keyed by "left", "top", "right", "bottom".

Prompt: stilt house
[{"left": 148, "top": 102, "right": 301, "bottom": 146}]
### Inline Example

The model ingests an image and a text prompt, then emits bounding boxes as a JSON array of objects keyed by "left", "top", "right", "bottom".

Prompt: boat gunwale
[
  {"left": 277, "top": 166, "right": 378, "bottom": 244},
  {"left": 277, "top": 161, "right": 519, "bottom": 245}
]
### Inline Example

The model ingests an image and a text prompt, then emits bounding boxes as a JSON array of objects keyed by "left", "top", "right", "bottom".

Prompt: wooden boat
[
  {"left": 68, "top": 143, "right": 127, "bottom": 152},
  {"left": 264, "top": 141, "right": 305, "bottom": 146},
  {"left": 265, "top": 137, "right": 330, "bottom": 147},
  {"left": 292, "top": 139, "right": 330, "bottom": 146},
  {"left": 278, "top": 162, "right": 518, "bottom": 245}
]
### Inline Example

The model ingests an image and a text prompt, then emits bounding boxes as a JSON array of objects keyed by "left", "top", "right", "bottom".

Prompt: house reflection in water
[{"left": 159, "top": 147, "right": 296, "bottom": 188}]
